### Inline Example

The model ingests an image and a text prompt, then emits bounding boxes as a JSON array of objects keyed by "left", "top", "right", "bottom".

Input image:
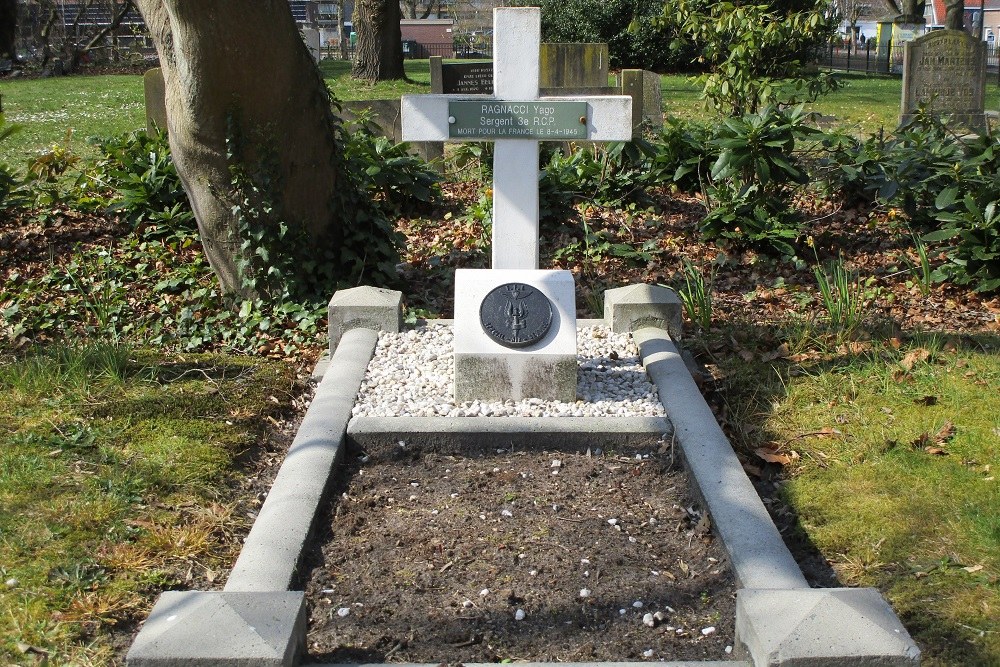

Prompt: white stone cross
[{"left": 401, "top": 7, "right": 632, "bottom": 271}]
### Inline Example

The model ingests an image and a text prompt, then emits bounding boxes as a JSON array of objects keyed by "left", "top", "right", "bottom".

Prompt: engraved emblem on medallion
[{"left": 479, "top": 283, "right": 554, "bottom": 349}]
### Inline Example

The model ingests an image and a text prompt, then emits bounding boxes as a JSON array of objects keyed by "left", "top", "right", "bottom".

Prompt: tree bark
[
  {"left": 352, "top": 0, "right": 405, "bottom": 80},
  {"left": 945, "top": 0, "right": 964, "bottom": 29},
  {"left": 133, "top": 0, "right": 343, "bottom": 296}
]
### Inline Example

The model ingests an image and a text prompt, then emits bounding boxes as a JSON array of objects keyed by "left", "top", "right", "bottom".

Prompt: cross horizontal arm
[{"left": 401, "top": 95, "right": 633, "bottom": 143}]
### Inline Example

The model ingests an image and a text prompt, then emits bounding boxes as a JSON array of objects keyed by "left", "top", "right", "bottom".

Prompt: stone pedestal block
[
  {"left": 126, "top": 591, "right": 305, "bottom": 666},
  {"left": 604, "top": 284, "right": 682, "bottom": 339},
  {"left": 328, "top": 286, "right": 402, "bottom": 354},
  {"left": 736, "top": 588, "right": 921, "bottom": 666},
  {"left": 453, "top": 269, "right": 577, "bottom": 402}
]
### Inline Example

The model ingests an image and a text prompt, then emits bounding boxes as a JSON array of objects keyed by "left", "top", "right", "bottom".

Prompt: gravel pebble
[{"left": 352, "top": 324, "right": 665, "bottom": 418}]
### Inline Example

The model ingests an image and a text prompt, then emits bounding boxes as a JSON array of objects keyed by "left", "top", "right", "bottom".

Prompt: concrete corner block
[
  {"left": 328, "top": 286, "right": 402, "bottom": 354},
  {"left": 604, "top": 284, "right": 682, "bottom": 339},
  {"left": 736, "top": 588, "right": 920, "bottom": 666},
  {"left": 126, "top": 591, "right": 305, "bottom": 666}
]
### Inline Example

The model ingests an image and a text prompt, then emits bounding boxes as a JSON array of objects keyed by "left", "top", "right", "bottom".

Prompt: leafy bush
[
  {"left": 647, "top": 117, "right": 716, "bottom": 192},
  {"left": 516, "top": 0, "right": 693, "bottom": 71},
  {"left": 93, "top": 129, "right": 195, "bottom": 232},
  {"left": 819, "top": 112, "right": 1000, "bottom": 293},
  {"left": 539, "top": 142, "right": 652, "bottom": 218},
  {"left": 699, "top": 105, "right": 818, "bottom": 255},
  {"left": 660, "top": 0, "right": 839, "bottom": 115},
  {"left": 928, "top": 195, "right": 1000, "bottom": 293},
  {"left": 0, "top": 119, "right": 19, "bottom": 207},
  {"left": 342, "top": 120, "right": 440, "bottom": 216}
]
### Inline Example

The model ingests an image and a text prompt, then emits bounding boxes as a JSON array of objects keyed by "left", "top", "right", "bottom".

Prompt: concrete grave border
[{"left": 126, "top": 285, "right": 919, "bottom": 667}]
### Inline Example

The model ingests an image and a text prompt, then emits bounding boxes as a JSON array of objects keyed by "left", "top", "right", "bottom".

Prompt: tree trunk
[
  {"left": 0, "top": 0, "right": 16, "bottom": 59},
  {"left": 352, "top": 0, "right": 404, "bottom": 80},
  {"left": 133, "top": 0, "right": 343, "bottom": 296},
  {"left": 945, "top": 0, "right": 964, "bottom": 29}
]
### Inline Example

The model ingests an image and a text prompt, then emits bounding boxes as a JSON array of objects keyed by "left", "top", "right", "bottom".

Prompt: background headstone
[
  {"left": 302, "top": 28, "right": 322, "bottom": 63},
  {"left": 340, "top": 99, "right": 443, "bottom": 167},
  {"left": 621, "top": 69, "right": 663, "bottom": 131},
  {"left": 539, "top": 43, "right": 608, "bottom": 89},
  {"left": 143, "top": 68, "right": 167, "bottom": 134},
  {"left": 430, "top": 56, "right": 493, "bottom": 94},
  {"left": 901, "top": 30, "right": 986, "bottom": 130}
]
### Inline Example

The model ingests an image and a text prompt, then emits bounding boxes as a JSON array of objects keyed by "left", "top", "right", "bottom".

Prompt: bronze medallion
[{"left": 479, "top": 283, "right": 554, "bottom": 349}]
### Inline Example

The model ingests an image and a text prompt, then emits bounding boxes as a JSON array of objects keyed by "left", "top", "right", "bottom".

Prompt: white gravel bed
[{"left": 351, "top": 322, "right": 666, "bottom": 418}]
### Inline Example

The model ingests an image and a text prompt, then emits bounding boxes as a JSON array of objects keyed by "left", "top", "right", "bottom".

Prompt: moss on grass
[{"left": 0, "top": 343, "right": 302, "bottom": 666}]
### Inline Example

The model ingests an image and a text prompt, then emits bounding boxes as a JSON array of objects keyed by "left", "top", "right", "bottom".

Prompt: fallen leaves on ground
[
  {"left": 911, "top": 420, "right": 957, "bottom": 455},
  {"left": 755, "top": 447, "right": 800, "bottom": 466}
]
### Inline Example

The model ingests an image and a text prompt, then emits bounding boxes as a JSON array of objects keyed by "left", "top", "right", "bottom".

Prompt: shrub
[
  {"left": 699, "top": 105, "right": 819, "bottom": 255},
  {"left": 517, "top": 0, "right": 693, "bottom": 71},
  {"left": 93, "top": 129, "right": 195, "bottom": 232},
  {"left": 0, "top": 118, "right": 19, "bottom": 207},
  {"left": 648, "top": 117, "right": 716, "bottom": 193},
  {"left": 660, "top": 0, "right": 839, "bottom": 115},
  {"left": 927, "top": 195, "right": 1000, "bottom": 293},
  {"left": 818, "top": 112, "right": 1000, "bottom": 293}
]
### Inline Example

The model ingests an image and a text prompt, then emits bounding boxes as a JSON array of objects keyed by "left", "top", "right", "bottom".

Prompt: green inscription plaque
[{"left": 448, "top": 100, "right": 589, "bottom": 140}]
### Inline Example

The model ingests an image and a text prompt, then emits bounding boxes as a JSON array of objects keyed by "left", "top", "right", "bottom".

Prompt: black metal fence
[
  {"left": 402, "top": 42, "right": 493, "bottom": 59},
  {"left": 321, "top": 42, "right": 493, "bottom": 61},
  {"left": 819, "top": 40, "right": 1000, "bottom": 85}
]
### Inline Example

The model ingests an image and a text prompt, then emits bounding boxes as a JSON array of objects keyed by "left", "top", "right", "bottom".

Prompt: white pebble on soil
[
  {"left": 351, "top": 324, "right": 665, "bottom": 418},
  {"left": 514, "top": 609, "right": 526, "bottom": 621}
]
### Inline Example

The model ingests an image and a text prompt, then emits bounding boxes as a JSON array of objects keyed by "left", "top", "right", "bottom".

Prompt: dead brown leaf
[
  {"left": 900, "top": 348, "right": 931, "bottom": 371},
  {"left": 755, "top": 447, "right": 800, "bottom": 466},
  {"left": 912, "top": 420, "right": 956, "bottom": 452},
  {"left": 761, "top": 343, "right": 790, "bottom": 362}
]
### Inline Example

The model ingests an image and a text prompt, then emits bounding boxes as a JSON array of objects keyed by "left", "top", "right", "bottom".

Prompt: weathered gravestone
[
  {"left": 621, "top": 69, "right": 663, "bottom": 130},
  {"left": 539, "top": 43, "right": 609, "bottom": 89},
  {"left": 143, "top": 68, "right": 167, "bottom": 134},
  {"left": 901, "top": 30, "right": 986, "bottom": 130},
  {"left": 430, "top": 57, "right": 494, "bottom": 95},
  {"left": 430, "top": 43, "right": 612, "bottom": 96},
  {"left": 402, "top": 7, "right": 631, "bottom": 403}
]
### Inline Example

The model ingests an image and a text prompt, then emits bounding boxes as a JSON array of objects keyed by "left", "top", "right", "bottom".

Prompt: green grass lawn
[
  {"left": 660, "top": 71, "right": 1000, "bottom": 134},
  {"left": 0, "top": 74, "right": 146, "bottom": 166},
  {"left": 712, "top": 332, "right": 1000, "bottom": 665},
  {"left": 0, "top": 344, "right": 301, "bottom": 665},
  {"left": 7, "top": 60, "right": 1000, "bottom": 166}
]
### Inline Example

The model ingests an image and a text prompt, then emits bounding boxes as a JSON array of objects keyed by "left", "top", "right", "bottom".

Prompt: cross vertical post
[{"left": 491, "top": 8, "right": 541, "bottom": 270}]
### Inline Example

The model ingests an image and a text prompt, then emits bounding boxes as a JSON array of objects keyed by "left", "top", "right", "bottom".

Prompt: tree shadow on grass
[{"left": 691, "top": 319, "right": 999, "bottom": 662}]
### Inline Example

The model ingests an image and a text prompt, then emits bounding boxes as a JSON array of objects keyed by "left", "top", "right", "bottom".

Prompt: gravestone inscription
[
  {"left": 901, "top": 30, "right": 986, "bottom": 130},
  {"left": 442, "top": 62, "right": 493, "bottom": 94}
]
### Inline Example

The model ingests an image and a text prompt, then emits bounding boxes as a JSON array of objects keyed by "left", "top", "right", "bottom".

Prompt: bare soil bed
[{"left": 302, "top": 438, "right": 736, "bottom": 663}]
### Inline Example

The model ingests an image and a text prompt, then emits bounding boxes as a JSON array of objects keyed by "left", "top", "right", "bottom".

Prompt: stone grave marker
[
  {"left": 402, "top": 7, "right": 631, "bottom": 403},
  {"left": 621, "top": 69, "right": 663, "bottom": 130},
  {"left": 430, "top": 56, "right": 494, "bottom": 95},
  {"left": 901, "top": 29, "right": 986, "bottom": 130},
  {"left": 143, "top": 68, "right": 167, "bottom": 134},
  {"left": 539, "top": 43, "right": 608, "bottom": 89}
]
